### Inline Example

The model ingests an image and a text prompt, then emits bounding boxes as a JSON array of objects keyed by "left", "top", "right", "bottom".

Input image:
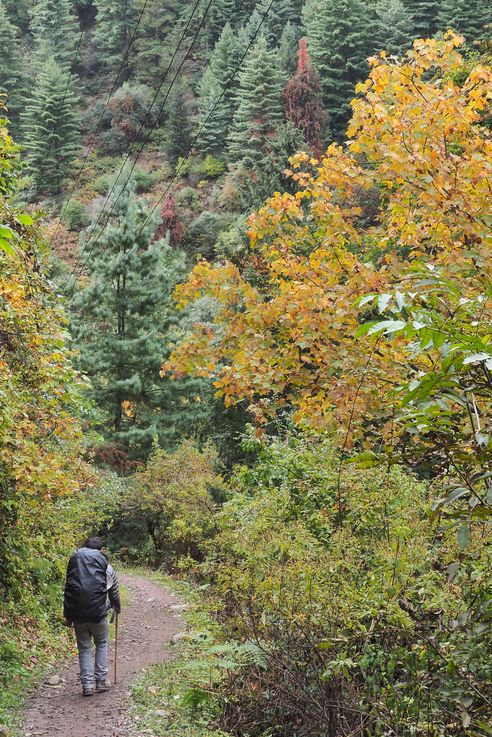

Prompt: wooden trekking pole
[{"left": 113, "top": 613, "right": 119, "bottom": 685}]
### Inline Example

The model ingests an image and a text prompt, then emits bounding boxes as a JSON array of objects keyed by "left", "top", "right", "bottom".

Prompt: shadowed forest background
[{"left": 0, "top": 0, "right": 491, "bottom": 735}]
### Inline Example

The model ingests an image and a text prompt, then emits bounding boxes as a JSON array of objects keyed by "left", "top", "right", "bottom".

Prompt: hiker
[{"left": 64, "top": 536, "right": 121, "bottom": 697}]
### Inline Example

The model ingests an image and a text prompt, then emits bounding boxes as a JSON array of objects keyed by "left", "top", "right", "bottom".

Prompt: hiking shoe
[
  {"left": 95, "top": 680, "right": 111, "bottom": 692},
  {"left": 82, "top": 684, "right": 94, "bottom": 697}
]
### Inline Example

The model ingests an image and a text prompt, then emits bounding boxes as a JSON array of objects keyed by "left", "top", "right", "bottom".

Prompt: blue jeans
[{"left": 73, "top": 618, "right": 109, "bottom": 686}]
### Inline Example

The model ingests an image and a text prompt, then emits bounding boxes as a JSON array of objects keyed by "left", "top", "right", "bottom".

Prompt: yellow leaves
[{"left": 166, "top": 40, "right": 492, "bottom": 441}]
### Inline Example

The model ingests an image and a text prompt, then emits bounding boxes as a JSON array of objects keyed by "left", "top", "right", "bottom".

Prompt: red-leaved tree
[{"left": 283, "top": 38, "right": 328, "bottom": 155}]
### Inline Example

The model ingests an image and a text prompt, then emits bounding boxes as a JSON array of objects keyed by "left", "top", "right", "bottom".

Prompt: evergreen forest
[{"left": 0, "top": 0, "right": 491, "bottom": 735}]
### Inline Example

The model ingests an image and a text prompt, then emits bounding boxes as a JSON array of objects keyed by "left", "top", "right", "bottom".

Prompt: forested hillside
[{"left": 0, "top": 1, "right": 491, "bottom": 735}]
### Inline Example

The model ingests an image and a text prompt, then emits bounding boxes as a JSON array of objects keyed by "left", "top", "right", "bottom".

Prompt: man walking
[{"left": 64, "top": 537, "right": 121, "bottom": 697}]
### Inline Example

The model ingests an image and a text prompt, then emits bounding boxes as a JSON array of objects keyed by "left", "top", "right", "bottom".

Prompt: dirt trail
[{"left": 21, "top": 573, "right": 182, "bottom": 737}]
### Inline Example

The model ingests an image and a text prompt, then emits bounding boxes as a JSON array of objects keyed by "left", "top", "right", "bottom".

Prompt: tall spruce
[
  {"left": 303, "top": 0, "right": 374, "bottom": 136},
  {"left": 197, "top": 68, "right": 230, "bottom": 156},
  {"left": 284, "top": 38, "right": 328, "bottom": 154},
  {"left": 22, "top": 56, "right": 78, "bottom": 196},
  {"left": 30, "top": 0, "right": 77, "bottom": 66},
  {"left": 134, "top": 0, "right": 180, "bottom": 84},
  {"left": 255, "top": 0, "right": 299, "bottom": 48},
  {"left": 0, "top": 1, "right": 24, "bottom": 125},
  {"left": 438, "top": 0, "right": 492, "bottom": 40},
  {"left": 228, "top": 35, "right": 283, "bottom": 165},
  {"left": 210, "top": 22, "right": 243, "bottom": 111},
  {"left": 402, "top": 0, "right": 441, "bottom": 38},
  {"left": 373, "top": 0, "right": 414, "bottom": 56},
  {"left": 71, "top": 171, "right": 203, "bottom": 457},
  {"left": 208, "top": 0, "right": 237, "bottom": 42},
  {"left": 278, "top": 23, "right": 300, "bottom": 78},
  {"left": 94, "top": 0, "right": 138, "bottom": 76},
  {"left": 166, "top": 84, "right": 192, "bottom": 165}
]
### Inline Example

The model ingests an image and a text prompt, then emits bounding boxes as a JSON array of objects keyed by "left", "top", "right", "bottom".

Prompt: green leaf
[
  {"left": 463, "top": 352, "right": 490, "bottom": 365},
  {"left": 358, "top": 294, "right": 375, "bottom": 307},
  {"left": 354, "top": 321, "right": 378, "bottom": 338},
  {"left": 0, "top": 224, "right": 16, "bottom": 239},
  {"left": 17, "top": 213, "right": 34, "bottom": 226},
  {"left": 367, "top": 319, "right": 406, "bottom": 336},
  {"left": 457, "top": 522, "right": 470, "bottom": 550},
  {"left": 0, "top": 237, "right": 15, "bottom": 255}
]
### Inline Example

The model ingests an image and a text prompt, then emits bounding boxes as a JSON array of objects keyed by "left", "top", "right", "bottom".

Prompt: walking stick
[{"left": 113, "top": 612, "right": 119, "bottom": 686}]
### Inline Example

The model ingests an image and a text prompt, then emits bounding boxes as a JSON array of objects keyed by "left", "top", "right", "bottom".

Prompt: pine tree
[
  {"left": 248, "top": 121, "right": 306, "bottom": 207},
  {"left": 255, "top": 0, "right": 299, "bottom": 48},
  {"left": 373, "top": 0, "right": 414, "bottom": 56},
  {"left": 197, "top": 68, "right": 230, "bottom": 156},
  {"left": 235, "top": 0, "right": 258, "bottom": 25},
  {"left": 30, "top": 0, "right": 77, "bottom": 66},
  {"left": 134, "top": 0, "right": 180, "bottom": 84},
  {"left": 22, "top": 56, "right": 79, "bottom": 196},
  {"left": 228, "top": 36, "right": 283, "bottom": 165},
  {"left": 0, "top": 1, "right": 24, "bottom": 125},
  {"left": 284, "top": 38, "right": 328, "bottom": 154},
  {"left": 210, "top": 22, "right": 243, "bottom": 111},
  {"left": 278, "top": 23, "right": 300, "bottom": 78},
  {"left": 166, "top": 84, "right": 192, "bottom": 165},
  {"left": 94, "top": 0, "right": 138, "bottom": 76},
  {"left": 208, "top": 0, "right": 237, "bottom": 42},
  {"left": 438, "top": 0, "right": 492, "bottom": 40},
  {"left": 71, "top": 171, "right": 205, "bottom": 457},
  {"left": 402, "top": 0, "right": 441, "bottom": 38},
  {"left": 303, "top": 0, "right": 374, "bottom": 136},
  {"left": 3, "top": 0, "right": 31, "bottom": 32}
]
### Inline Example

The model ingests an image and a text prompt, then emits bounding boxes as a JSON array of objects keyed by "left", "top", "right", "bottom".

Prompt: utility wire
[
  {"left": 87, "top": 0, "right": 275, "bottom": 300},
  {"left": 60, "top": 0, "right": 207, "bottom": 292},
  {"left": 50, "top": 0, "right": 152, "bottom": 247}
]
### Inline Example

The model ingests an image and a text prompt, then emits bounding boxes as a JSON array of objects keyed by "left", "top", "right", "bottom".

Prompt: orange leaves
[{"left": 166, "top": 38, "right": 492, "bottom": 442}]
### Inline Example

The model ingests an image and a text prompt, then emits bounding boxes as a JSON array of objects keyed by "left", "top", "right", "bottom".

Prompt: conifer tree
[
  {"left": 94, "top": 0, "right": 138, "bottom": 76},
  {"left": 235, "top": 0, "right": 258, "bottom": 25},
  {"left": 197, "top": 68, "right": 230, "bottom": 156},
  {"left": 30, "top": 0, "right": 77, "bottom": 66},
  {"left": 438, "top": 0, "right": 492, "bottom": 40},
  {"left": 278, "top": 23, "right": 300, "bottom": 78},
  {"left": 228, "top": 36, "right": 283, "bottom": 165},
  {"left": 72, "top": 171, "right": 204, "bottom": 457},
  {"left": 374, "top": 0, "right": 414, "bottom": 56},
  {"left": 303, "top": 0, "right": 374, "bottom": 135},
  {"left": 210, "top": 22, "right": 243, "bottom": 111},
  {"left": 208, "top": 0, "right": 237, "bottom": 42},
  {"left": 402, "top": 0, "right": 440, "bottom": 38},
  {"left": 255, "top": 0, "right": 299, "bottom": 48},
  {"left": 3, "top": 0, "right": 30, "bottom": 32},
  {"left": 22, "top": 56, "right": 79, "bottom": 196},
  {"left": 284, "top": 38, "right": 328, "bottom": 154},
  {"left": 0, "top": 1, "right": 24, "bottom": 125},
  {"left": 134, "top": 0, "right": 180, "bottom": 84},
  {"left": 166, "top": 84, "right": 192, "bottom": 165}
]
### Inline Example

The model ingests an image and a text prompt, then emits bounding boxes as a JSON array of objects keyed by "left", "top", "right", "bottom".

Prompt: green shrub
[
  {"left": 60, "top": 199, "right": 89, "bottom": 231},
  {"left": 205, "top": 435, "right": 492, "bottom": 737},
  {"left": 177, "top": 186, "right": 199, "bottom": 210},
  {"left": 133, "top": 166, "right": 156, "bottom": 193},
  {"left": 181, "top": 211, "right": 228, "bottom": 259},
  {"left": 107, "top": 442, "right": 222, "bottom": 570},
  {"left": 203, "top": 155, "right": 225, "bottom": 178}
]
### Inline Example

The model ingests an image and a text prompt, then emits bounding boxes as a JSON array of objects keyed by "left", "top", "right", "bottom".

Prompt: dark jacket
[{"left": 64, "top": 547, "right": 121, "bottom": 623}]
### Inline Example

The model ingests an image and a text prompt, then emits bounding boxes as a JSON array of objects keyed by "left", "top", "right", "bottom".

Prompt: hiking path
[{"left": 21, "top": 573, "right": 183, "bottom": 737}]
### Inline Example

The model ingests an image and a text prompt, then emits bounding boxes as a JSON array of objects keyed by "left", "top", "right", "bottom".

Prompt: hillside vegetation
[{"left": 0, "top": 1, "right": 491, "bottom": 735}]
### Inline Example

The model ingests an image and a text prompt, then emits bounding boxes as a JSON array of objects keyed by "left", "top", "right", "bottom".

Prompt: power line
[
  {"left": 60, "top": 0, "right": 208, "bottom": 292},
  {"left": 85, "top": 0, "right": 275, "bottom": 300},
  {"left": 50, "top": 0, "right": 152, "bottom": 248}
]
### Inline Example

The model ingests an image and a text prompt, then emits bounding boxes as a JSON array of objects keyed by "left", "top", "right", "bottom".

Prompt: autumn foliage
[
  {"left": 167, "top": 34, "right": 492, "bottom": 452},
  {"left": 283, "top": 37, "right": 328, "bottom": 154}
]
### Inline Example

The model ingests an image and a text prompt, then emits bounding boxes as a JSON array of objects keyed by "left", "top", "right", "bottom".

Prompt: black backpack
[{"left": 64, "top": 547, "right": 109, "bottom": 623}]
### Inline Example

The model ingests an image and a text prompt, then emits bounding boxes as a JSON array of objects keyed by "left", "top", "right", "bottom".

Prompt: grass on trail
[{"left": 127, "top": 568, "right": 231, "bottom": 737}]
